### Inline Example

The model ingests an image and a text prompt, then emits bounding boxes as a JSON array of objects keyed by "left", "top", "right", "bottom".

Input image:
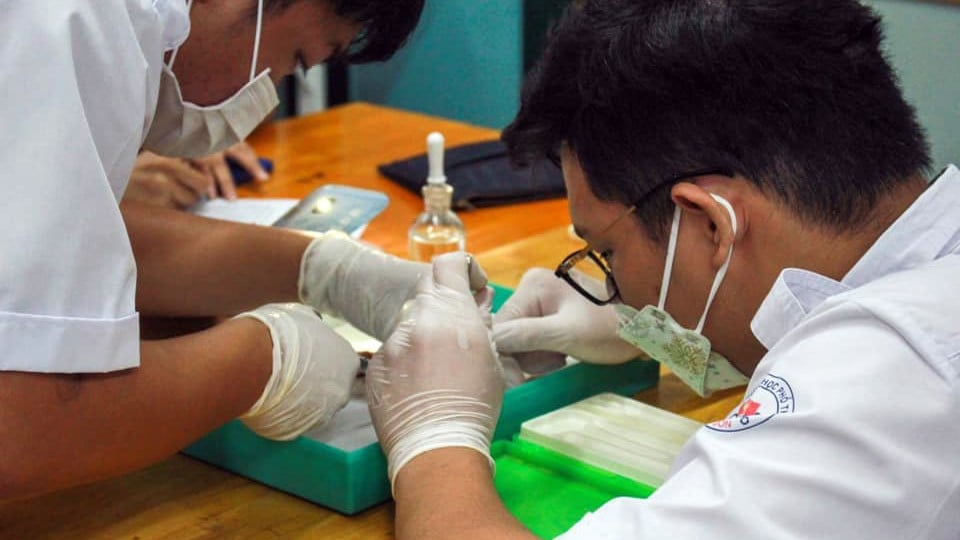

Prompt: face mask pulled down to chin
[
  {"left": 615, "top": 194, "right": 750, "bottom": 398},
  {"left": 142, "top": 0, "right": 279, "bottom": 159}
]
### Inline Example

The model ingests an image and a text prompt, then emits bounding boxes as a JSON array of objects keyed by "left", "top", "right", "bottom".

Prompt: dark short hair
[
  {"left": 264, "top": 0, "right": 425, "bottom": 63},
  {"left": 502, "top": 0, "right": 931, "bottom": 241}
]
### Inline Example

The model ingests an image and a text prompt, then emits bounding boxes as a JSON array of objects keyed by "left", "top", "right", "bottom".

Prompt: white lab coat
[
  {"left": 559, "top": 165, "right": 960, "bottom": 539},
  {"left": 0, "top": 0, "right": 189, "bottom": 372}
]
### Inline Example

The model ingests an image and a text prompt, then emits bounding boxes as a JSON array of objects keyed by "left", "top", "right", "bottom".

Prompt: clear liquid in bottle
[{"left": 408, "top": 223, "right": 465, "bottom": 262}]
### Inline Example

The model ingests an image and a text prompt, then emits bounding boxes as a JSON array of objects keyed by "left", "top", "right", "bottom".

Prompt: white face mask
[
  {"left": 142, "top": 0, "right": 279, "bottom": 158},
  {"left": 615, "top": 194, "right": 750, "bottom": 397}
]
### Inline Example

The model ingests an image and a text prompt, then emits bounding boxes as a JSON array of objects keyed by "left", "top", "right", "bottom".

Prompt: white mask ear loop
[
  {"left": 656, "top": 206, "right": 682, "bottom": 310},
  {"left": 166, "top": 0, "right": 264, "bottom": 82},
  {"left": 250, "top": 0, "right": 265, "bottom": 80},
  {"left": 165, "top": 0, "right": 195, "bottom": 68},
  {"left": 694, "top": 194, "right": 737, "bottom": 333}
]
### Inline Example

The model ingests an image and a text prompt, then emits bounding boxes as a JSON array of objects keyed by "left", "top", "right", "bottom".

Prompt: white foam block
[{"left": 519, "top": 393, "right": 701, "bottom": 487}]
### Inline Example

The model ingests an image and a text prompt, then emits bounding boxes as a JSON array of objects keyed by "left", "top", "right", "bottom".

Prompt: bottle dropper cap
[{"left": 426, "top": 132, "right": 446, "bottom": 185}]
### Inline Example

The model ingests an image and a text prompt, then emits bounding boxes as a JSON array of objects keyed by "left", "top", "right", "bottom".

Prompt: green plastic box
[
  {"left": 182, "top": 285, "right": 659, "bottom": 515},
  {"left": 493, "top": 437, "right": 655, "bottom": 539}
]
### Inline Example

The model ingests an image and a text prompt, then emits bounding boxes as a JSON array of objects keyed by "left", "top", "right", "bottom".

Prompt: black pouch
[{"left": 378, "top": 140, "right": 565, "bottom": 210}]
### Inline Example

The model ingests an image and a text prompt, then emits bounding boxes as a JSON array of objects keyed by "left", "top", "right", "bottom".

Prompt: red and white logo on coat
[{"left": 707, "top": 374, "right": 795, "bottom": 432}]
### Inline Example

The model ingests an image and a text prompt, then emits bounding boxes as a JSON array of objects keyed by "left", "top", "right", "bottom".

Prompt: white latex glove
[
  {"left": 493, "top": 268, "right": 643, "bottom": 376},
  {"left": 236, "top": 303, "right": 360, "bottom": 441},
  {"left": 298, "top": 232, "right": 487, "bottom": 342},
  {"left": 366, "top": 252, "right": 504, "bottom": 489}
]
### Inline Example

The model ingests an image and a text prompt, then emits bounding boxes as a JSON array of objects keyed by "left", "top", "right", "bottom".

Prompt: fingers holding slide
[
  {"left": 429, "top": 251, "right": 474, "bottom": 296},
  {"left": 492, "top": 267, "right": 557, "bottom": 325}
]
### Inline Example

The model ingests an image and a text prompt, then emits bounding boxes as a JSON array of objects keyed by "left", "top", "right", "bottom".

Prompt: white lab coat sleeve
[
  {"left": 0, "top": 1, "right": 166, "bottom": 373},
  {"left": 558, "top": 301, "right": 960, "bottom": 539}
]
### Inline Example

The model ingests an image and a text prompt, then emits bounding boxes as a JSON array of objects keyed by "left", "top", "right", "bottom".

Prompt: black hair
[
  {"left": 264, "top": 0, "right": 425, "bottom": 63},
  {"left": 502, "top": 0, "right": 931, "bottom": 242}
]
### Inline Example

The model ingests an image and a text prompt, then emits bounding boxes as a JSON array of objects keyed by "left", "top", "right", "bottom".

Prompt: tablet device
[{"left": 274, "top": 184, "right": 389, "bottom": 236}]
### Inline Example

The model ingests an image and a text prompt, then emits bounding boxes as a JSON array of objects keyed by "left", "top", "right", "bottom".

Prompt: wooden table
[{"left": 0, "top": 103, "right": 744, "bottom": 539}]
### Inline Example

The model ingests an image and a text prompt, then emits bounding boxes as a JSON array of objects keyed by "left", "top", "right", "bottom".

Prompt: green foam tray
[
  {"left": 182, "top": 285, "right": 659, "bottom": 514},
  {"left": 493, "top": 438, "right": 655, "bottom": 539}
]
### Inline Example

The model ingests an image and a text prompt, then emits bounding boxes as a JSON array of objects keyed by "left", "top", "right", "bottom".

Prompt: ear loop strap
[
  {"left": 165, "top": 0, "right": 194, "bottom": 68},
  {"left": 694, "top": 194, "right": 737, "bottom": 333},
  {"left": 250, "top": 0, "right": 265, "bottom": 80},
  {"left": 656, "top": 206, "right": 682, "bottom": 310},
  {"left": 166, "top": 0, "right": 263, "bottom": 83}
]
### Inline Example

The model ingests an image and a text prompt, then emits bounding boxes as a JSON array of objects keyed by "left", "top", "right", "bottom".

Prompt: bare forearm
[
  {"left": 0, "top": 317, "right": 271, "bottom": 500},
  {"left": 394, "top": 448, "right": 537, "bottom": 540},
  {"left": 122, "top": 200, "right": 312, "bottom": 316}
]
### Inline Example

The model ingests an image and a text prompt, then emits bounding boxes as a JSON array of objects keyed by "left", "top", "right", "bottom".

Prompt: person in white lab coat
[
  {"left": 0, "top": 0, "right": 448, "bottom": 500},
  {"left": 365, "top": 1, "right": 960, "bottom": 538}
]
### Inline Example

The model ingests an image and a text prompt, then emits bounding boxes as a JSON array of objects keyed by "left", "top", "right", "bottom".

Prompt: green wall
[
  {"left": 348, "top": 1, "right": 523, "bottom": 129},
  {"left": 866, "top": 0, "right": 960, "bottom": 171}
]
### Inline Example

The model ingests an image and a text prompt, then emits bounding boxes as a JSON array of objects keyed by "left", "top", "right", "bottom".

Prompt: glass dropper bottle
[{"left": 407, "top": 132, "right": 466, "bottom": 261}]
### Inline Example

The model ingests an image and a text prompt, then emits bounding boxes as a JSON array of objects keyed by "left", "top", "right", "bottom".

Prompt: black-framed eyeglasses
[
  {"left": 555, "top": 248, "right": 622, "bottom": 305},
  {"left": 554, "top": 167, "right": 734, "bottom": 306}
]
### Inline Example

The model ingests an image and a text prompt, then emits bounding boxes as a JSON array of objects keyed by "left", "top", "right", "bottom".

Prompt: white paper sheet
[{"left": 190, "top": 198, "right": 300, "bottom": 226}]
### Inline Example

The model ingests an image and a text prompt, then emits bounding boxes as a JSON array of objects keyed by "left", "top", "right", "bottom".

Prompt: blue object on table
[
  {"left": 273, "top": 184, "right": 389, "bottom": 237},
  {"left": 227, "top": 157, "right": 274, "bottom": 186}
]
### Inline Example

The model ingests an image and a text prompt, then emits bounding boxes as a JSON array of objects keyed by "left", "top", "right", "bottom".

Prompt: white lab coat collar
[
  {"left": 750, "top": 268, "right": 850, "bottom": 350},
  {"left": 153, "top": 0, "right": 191, "bottom": 50},
  {"left": 751, "top": 164, "right": 960, "bottom": 350}
]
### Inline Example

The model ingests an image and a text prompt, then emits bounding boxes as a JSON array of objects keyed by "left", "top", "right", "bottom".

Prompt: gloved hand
[
  {"left": 298, "top": 231, "right": 487, "bottom": 342},
  {"left": 366, "top": 252, "right": 504, "bottom": 489},
  {"left": 493, "top": 268, "right": 643, "bottom": 376},
  {"left": 236, "top": 303, "right": 360, "bottom": 441}
]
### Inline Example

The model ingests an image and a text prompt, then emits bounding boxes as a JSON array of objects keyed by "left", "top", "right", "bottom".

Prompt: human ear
[{"left": 670, "top": 182, "right": 736, "bottom": 269}]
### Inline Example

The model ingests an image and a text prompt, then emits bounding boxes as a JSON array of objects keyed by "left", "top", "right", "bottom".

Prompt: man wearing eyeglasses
[{"left": 363, "top": 0, "right": 960, "bottom": 538}]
